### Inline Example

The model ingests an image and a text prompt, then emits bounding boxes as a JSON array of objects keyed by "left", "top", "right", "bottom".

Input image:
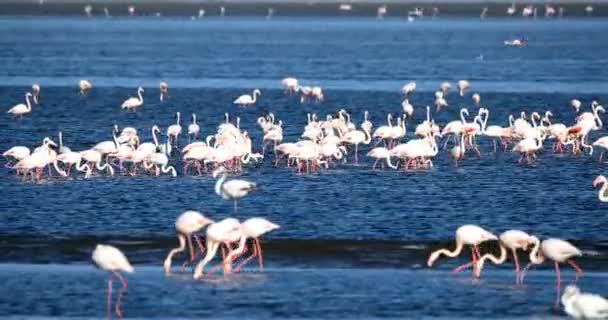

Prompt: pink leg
[
  {"left": 512, "top": 249, "right": 521, "bottom": 284},
  {"left": 234, "top": 243, "right": 256, "bottom": 273},
  {"left": 112, "top": 271, "right": 127, "bottom": 318},
  {"left": 106, "top": 277, "right": 113, "bottom": 320},
  {"left": 256, "top": 239, "right": 264, "bottom": 271},
  {"left": 567, "top": 260, "right": 583, "bottom": 283},
  {"left": 372, "top": 159, "right": 378, "bottom": 170},
  {"left": 554, "top": 261, "right": 561, "bottom": 308}
]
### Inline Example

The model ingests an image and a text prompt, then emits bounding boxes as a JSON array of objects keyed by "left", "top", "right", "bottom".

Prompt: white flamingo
[
  {"left": 7, "top": 92, "right": 33, "bottom": 118},
  {"left": 121, "top": 87, "right": 144, "bottom": 111},
  {"left": 79, "top": 80, "right": 92, "bottom": 95},
  {"left": 159, "top": 81, "right": 168, "bottom": 101},
  {"left": 234, "top": 89, "right": 261, "bottom": 106},
  {"left": 188, "top": 114, "right": 200, "bottom": 141},
  {"left": 213, "top": 166, "right": 257, "bottom": 213},
  {"left": 92, "top": 244, "right": 134, "bottom": 319},
  {"left": 167, "top": 112, "right": 183, "bottom": 147},
  {"left": 163, "top": 211, "right": 214, "bottom": 273},
  {"left": 225, "top": 217, "right": 280, "bottom": 273}
]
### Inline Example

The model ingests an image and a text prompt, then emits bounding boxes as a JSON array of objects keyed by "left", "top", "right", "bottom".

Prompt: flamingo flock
[
  {"left": 428, "top": 224, "right": 585, "bottom": 307},
  {"left": 2, "top": 77, "right": 606, "bottom": 317}
]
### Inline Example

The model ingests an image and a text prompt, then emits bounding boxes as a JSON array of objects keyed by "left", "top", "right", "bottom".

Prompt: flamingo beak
[{"left": 593, "top": 176, "right": 603, "bottom": 188}]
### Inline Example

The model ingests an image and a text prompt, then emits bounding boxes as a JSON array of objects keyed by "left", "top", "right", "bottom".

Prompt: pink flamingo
[
  {"left": 225, "top": 217, "right": 280, "bottom": 272},
  {"left": 473, "top": 230, "right": 536, "bottom": 284},
  {"left": 163, "top": 211, "right": 214, "bottom": 274},
  {"left": 427, "top": 224, "right": 497, "bottom": 277},
  {"left": 92, "top": 244, "right": 134, "bottom": 319},
  {"left": 522, "top": 237, "right": 583, "bottom": 307}
]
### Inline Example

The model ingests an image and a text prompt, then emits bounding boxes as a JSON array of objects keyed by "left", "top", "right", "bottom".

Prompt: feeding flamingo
[
  {"left": 92, "top": 244, "right": 134, "bottom": 319},
  {"left": 163, "top": 211, "right": 214, "bottom": 273},
  {"left": 225, "top": 217, "right": 280, "bottom": 273}
]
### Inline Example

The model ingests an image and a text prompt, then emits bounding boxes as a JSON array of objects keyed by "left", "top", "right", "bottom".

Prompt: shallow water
[{"left": 0, "top": 17, "right": 607, "bottom": 318}]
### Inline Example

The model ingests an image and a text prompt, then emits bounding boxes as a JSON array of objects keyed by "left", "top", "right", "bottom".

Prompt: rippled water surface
[{"left": 0, "top": 17, "right": 607, "bottom": 319}]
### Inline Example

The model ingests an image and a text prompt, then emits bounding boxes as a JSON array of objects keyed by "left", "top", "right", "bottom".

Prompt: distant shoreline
[{"left": 1, "top": 1, "right": 607, "bottom": 17}]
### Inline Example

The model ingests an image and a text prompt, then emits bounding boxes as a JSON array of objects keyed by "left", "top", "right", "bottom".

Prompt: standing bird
[
  {"left": 92, "top": 244, "right": 134, "bottom": 319},
  {"left": 188, "top": 113, "right": 200, "bottom": 141},
  {"left": 7, "top": 92, "right": 34, "bottom": 118},
  {"left": 561, "top": 285, "right": 608, "bottom": 319},
  {"left": 167, "top": 112, "right": 182, "bottom": 147},
  {"left": 523, "top": 237, "right": 583, "bottom": 307},
  {"left": 427, "top": 224, "right": 497, "bottom": 277},
  {"left": 473, "top": 230, "right": 537, "bottom": 284},
  {"left": 234, "top": 89, "right": 261, "bottom": 107},
  {"left": 281, "top": 77, "right": 299, "bottom": 94},
  {"left": 402, "top": 99, "right": 414, "bottom": 118},
  {"left": 79, "top": 80, "right": 92, "bottom": 95},
  {"left": 193, "top": 218, "right": 242, "bottom": 279},
  {"left": 163, "top": 211, "right": 214, "bottom": 274},
  {"left": 121, "top": 87, "right": 144, "bottom": 111},
  {"left": 226, "top": 217, "right": 280, "bottom": 272},
  {"left": 457, "top": 80, "right": 470, "bottom": 97},
  {"left": 213, "top": 167, "right": 257, "bottom": 213},
  {"left": 593, "top": 175, "right": 608, "bottom": 202},
  {"left": 450, "top": 133, "right": 465, "bottom": 166},
  {"left": 31, "top": 84, "right": 41, "bottom": 104},
  {"left": 159, "top": 81, "right": 168, "bottom": 101}
]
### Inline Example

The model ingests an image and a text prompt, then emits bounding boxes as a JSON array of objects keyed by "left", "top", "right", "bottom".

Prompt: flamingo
[
  {"left": 440, "top": 82, "right": 451, "bottom": 95},
  {"left": 427, "top": 224, "right": 497, "bottom": 277},
  {"left": 193, "top": 218, "right": 242, "bottom": 279},
  {"left": 234, "top": 89, "right": 261, "bottom": 106},
  {"left": 457, "top": 80, "right": 470, "bottom": 96},
  {"left": 441, "top": 108, "right": 469, "bottom": 149},
  {"left": 593, "top": 175, "right": 608, "bottom": 202},
  {"left": 56, "top": 152, "right": 89, "bottom": 176},
  {"left": 213, "top": 166, "right": 257, "bottom": 213},
  {"left": 473, "top": 230, "right": 537, "bottom": 284},
  {"left": 561, "top": 285, "right": 608, "bottom": 319},
  {"left": 7, "top": 92, "right": 33, "bottom": 118},
  {"left": 188, "top": 114, "right": 200, "bottom": 141},
  {"left": 226, "top": 218, "right": 280, "bottom": 272},
  {"left": 146, "top": 152, "right": 177, "bottom": 176},
  {"left": 311, "top": 86, "right": 324, "bottom": 102},
  {"left": 401, "top": 81, "right": 416, "bottom": 96},
  {"left": 91, "top": 244, "right": 134, "bottom": 319},
  {"left": 31, "top": 84, "right": 40, "bottom": 104},
  {"left": 341, "top": 123, "right": 372, "bottom": 163},
  {"left": 163, "top": 211, "right": 214, "bottom": 273},
  {"left": 571, "top": 99, "right": 582, "bottom": 113},
  {"left": 372, "top": 114, "right": 393, "bottom": 146},
  {"left": 472, "top": 93, "right": 480, "bottom": 105},
  {"left": 79, "top": 80, "right": 92, "bottom": 95},
  {"left": 522, "top": 237, "right": 583, "bottom": 307},
  {"left": 121, "top": 87, "right": 144, "bottom": 111},
  {"left": 450, "top": 133, "right": 465, "bottom": 166},
  {"left": 281, "top": 77, "right": 299, "bottom": 94},
  {"left": 402, "top": 99, "right": 413, "bottom": 118},
  {"left": 3, "top": 146, "right": 30, "bottom": 167},
  {"left": 367, "top": 147, "right": 397, "bottom": 169},
  {"left": 167, "top": 112, "right": 182, "bottom": 147},
  {"left": 159, "top": 81, "right": 168, "bottom": 101}
]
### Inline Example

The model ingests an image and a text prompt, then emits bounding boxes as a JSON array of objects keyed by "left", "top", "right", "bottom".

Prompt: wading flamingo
[
  {"left": 121, "top": 87, "right": 144, "bottom": 111},
  {"left": 522, "top": 237, "right": 583, "bottom": 307},
  {"left": 79, "top": 80, "right": 92, "bottom": 95},
  {"left": 427, "top": 224, "right": 497, "bottom": 277},
  {"left": 92, "top": 244, "right": 134, "bottom": 319},
  {"left": 159, "top": 81, "right": 168, "bottom": 101},
  {"left": 188, "top": 114, "right": 200, "bottom": 141},
  {"left": 31, "top": 84, "right": 40, "bottom": 104},
  {"left": 7, "top": 92, "right": 33, "bottom": 118},
  {"left": 213, "top": 167, "right": 257, "bottom": 213},
  {"left": 234, "top": 89, "right": 261, "bottom": 107},
  {"left": 474, "top": 230, "right": 536, "bottom": 284},
  {"left": 193, "top": 218, "right": 242, "bottom": 279},
  {"left": 163, "top": 211, "right": 214, "bottom": 273},
  {"left": 226, "top": 217, "right": 280, "bottom": 272}
]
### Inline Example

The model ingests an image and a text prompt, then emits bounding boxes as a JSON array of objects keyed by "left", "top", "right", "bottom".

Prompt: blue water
[{"left": 0, "top": 17, "right": 607, "bottom": 318}]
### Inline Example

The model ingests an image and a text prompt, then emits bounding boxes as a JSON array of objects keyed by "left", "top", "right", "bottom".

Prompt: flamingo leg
[
  {"left": 234, "top": 242, "right": 256, "bottom": 273},
  {"left": 554, "top": 261, "right": 561, "bottom": 308},
  {"left": 256, "top": 239, "right": 264, "bottom": 272},
  {"left": 106, "top": 277, "right": 113, "bottom": 320},
  {"left": 512, "top": 248, "right": 521, "bottom": 284},
  {"left": 112, "top": 271, "right": 127, "bottom": 318},
  {"left": 567, "top": 259, "right": 583, "bottom": 283},
  {"left": 371, "top": 159, "right": 378, "bottom": 170}
]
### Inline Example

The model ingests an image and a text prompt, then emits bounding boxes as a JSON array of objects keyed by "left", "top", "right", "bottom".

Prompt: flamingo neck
[
  {"left": 600, "top": 181, "right": 608, "bottom": 201},
  {"left": 152, "top": 127, "right": 159, "bottom": 147},
  {"left": 528, "top": 238, "right": 544, "bottom": 265},
  {"left": 214, "top": 173, "right": 226, "bottom": 196},
  {"left": 474, "top": 243, "right": 507, "bottom": 278},
  {"left": 25, "top": 95, "right": 32, "bottom": 111},
  {"left": 138, "top": 89, "right": 143, "bottom": 102},
  {"left": 427, "top": 239, "right": 464, "bottom": 266}
]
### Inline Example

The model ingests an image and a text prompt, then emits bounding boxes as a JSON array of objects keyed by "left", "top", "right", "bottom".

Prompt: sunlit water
[{"left": 0, "top": 17, "right": 607, "bottom": 318}]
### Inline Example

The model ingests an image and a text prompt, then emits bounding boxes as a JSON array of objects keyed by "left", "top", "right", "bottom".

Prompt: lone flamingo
[{"left": 92, "top": 244, "right": 134, "bottom": 319}]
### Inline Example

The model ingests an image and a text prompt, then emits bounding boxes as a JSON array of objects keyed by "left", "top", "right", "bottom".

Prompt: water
[{"left": 0, "top": 17, "right": 607, "bottom": 318}]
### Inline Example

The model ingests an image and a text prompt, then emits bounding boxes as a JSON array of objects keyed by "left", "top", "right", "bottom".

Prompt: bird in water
[
  {"left": 213, "top": 166, "right": 257, "bottom": 213},
  {"left": 163, "top": 211, "right": 214, "bottom": 274},
  {"left": 561, "top": 285, "right": 608, "bottom": 319},
  {"left": 159, "top": 81, "right": 168, "bottom": 101},
  {"left": 91, "top": 244, "right": 134, "bottom": 319}
]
